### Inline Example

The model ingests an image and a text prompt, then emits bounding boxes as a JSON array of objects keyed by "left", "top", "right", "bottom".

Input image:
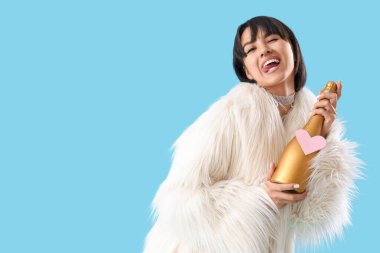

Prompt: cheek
[
  {"left": 244, "top": 56, "right": 258, "bottom": 72},
  {"left": 286, "top": 45, "right": 295, "bottom": 63},
  {"left": 280, "top": 46, "right": 295, "bottom": 69},
  {"left": 289, "top": 54, "right": 295, "bottom": 70}
]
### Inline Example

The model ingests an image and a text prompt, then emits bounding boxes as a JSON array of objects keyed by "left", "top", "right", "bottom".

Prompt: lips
[{"left": 261, "top": 57, "right": 280, "bottom": 73}]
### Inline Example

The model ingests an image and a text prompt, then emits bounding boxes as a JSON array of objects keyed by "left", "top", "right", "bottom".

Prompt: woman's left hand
[{"left": 310, "top": 80, "right": 342, "bottom": 138}]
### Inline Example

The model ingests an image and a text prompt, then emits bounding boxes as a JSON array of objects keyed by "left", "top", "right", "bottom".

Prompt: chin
[{"left": 258, "top": 80, "right": 283, "bottom": 88}]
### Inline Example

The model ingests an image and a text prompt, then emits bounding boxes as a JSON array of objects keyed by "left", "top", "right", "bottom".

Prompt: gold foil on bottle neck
[{"left": 323, "top": 81, "right": 337, "bottom": 93}]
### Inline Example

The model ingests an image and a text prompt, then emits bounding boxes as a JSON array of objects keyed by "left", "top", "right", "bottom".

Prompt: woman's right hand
[{"left": 264, "top": 163, "right": 307, "bottom": 209}]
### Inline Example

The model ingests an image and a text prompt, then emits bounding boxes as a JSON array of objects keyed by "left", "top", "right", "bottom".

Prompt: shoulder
[
  {"left": 216, "top": 82, "right": 273, "bottom": 110},
  {"left": 174, "top": 83, "right": 263, "bottom": 144}
]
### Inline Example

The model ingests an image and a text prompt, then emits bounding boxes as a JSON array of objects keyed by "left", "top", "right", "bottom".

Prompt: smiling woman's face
[{"left": 241, "top": 28, "right": 295, "bottom": 90}]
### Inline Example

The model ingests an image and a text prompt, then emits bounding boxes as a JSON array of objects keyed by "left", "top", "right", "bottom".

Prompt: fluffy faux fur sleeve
[
  {"left": 291, "top": 118, "right": 363, "bottom": 247},
  {"left": 144, "top": 93, "right": 280, "bottom": 253}
]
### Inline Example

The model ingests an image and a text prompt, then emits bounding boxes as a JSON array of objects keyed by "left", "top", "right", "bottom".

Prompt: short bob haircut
[{"left": 233, "top": 16, "right": 307, "bottom": 92}]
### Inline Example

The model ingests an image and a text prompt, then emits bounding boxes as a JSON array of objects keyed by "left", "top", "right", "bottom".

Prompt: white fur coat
[{"left": 144, "top": 82, "right": 363, "bottom": 253}]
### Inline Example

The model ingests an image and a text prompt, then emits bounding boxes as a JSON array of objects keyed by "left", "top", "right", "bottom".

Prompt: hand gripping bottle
[{"left": 271, "top": 81, "right": 338, "bottom": 193}]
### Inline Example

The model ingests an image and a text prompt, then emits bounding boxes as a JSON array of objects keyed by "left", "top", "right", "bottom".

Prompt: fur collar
[
  {"left": 167, "top": 82, "right": 320, "bottom": 187},
  {"left": 218, "top": 82, "right": 319, "bottom": 184}
]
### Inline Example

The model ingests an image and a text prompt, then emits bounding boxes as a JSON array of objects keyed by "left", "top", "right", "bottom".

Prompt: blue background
[{"left": 0, "top": 0, "right": 377, "bottom": 252}]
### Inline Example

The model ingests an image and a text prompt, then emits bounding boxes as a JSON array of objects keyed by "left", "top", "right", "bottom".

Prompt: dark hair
[{"left": 233, "top": 16, "right": 306, "bottom": 92}]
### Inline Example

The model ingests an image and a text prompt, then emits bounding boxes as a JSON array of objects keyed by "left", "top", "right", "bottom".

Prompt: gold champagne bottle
[{"left": 271, "top": 81, "right": 338, "bottom": 193}]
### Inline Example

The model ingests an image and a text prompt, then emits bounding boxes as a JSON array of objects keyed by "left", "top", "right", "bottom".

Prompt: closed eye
[
  {"left": 269, "top": 38, "right": 278, "bottom": 42},
  {"left": 246, "top": 47, "right": 256, "bottom": 54}
]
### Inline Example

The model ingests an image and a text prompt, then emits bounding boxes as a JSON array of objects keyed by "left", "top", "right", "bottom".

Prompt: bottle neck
[
  {"left": 304, "top": 114, "right": 324, "bottom": 136},
  {"left": 303, "top": 81, "right": 337, "bottom": 136}
]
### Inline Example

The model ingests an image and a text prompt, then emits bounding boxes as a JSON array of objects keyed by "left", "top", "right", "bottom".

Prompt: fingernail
[{"left": 293, "top": 184, "right": 299, "bottom": 189}]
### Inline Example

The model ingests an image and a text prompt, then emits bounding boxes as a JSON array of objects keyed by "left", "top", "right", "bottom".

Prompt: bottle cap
[{"left": 322, "top": 81, "right": 337, "bottom": 93}]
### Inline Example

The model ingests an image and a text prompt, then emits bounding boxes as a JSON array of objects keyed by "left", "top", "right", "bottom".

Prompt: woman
[{"left": 143, "top": 16, "right": 362, "bottom": 253}]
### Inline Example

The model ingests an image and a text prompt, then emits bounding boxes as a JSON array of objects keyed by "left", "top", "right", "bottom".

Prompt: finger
[
  {"left": 275, "top": 191, "right": 308, "bottom": 203},
  {"left": 317, "top": 92, "right": 337, "bottom": 101},
  {"left": 266, "top": 163, "right": 276, "bottom": 181},
  {"left": 313, "top": 99, "right": 330, "bottom": 109},
  {"left": 314, "top": 105, "right": 336, "bottom": 119},
  {"left": 328, "top": 103, "right": 337, "bottom": 115},
  {"left": 315, "top": 101, "right": 335, "bottom": 112},
  {"left": 312, "top": 108, "right": 328, "bottom": 117},
  {"left": 313, "top": 108, "right": 336, "bottom": 124},
  {"left": 331, "top": 93, "right": 338, "bottom": 109},
  {"left": 268, "top": 181, "right": 301, "bottom": 192},
  {"left": 310, "top": 107, "right": 328, "bottom": 117},
  {"left": 315, "top": 102, "right": 336, "bottom": 114},
  {"left": 316, "top": 93, "right": 338, "bottom": 110},
  {"left": 337, "top": 80, "right": 342, "bottom": 100}
]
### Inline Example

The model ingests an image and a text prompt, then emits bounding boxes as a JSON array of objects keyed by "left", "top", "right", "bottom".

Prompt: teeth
[{"left": 263, "top": 58, "right": 280, "bottom": 67}]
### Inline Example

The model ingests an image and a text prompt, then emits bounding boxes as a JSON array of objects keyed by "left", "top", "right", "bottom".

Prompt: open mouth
[{"left": 262, "top": 58, "right": 280, "bottom": 73}]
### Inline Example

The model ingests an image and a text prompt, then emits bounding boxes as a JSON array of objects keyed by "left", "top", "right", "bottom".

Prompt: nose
[{"left": 260, "top": 48, "right": 272, "bottom": 57}]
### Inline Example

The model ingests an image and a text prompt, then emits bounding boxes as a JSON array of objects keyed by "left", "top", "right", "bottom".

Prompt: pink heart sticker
[{"left": 295, "top": 129, "right": 327, "bottom": 155}]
